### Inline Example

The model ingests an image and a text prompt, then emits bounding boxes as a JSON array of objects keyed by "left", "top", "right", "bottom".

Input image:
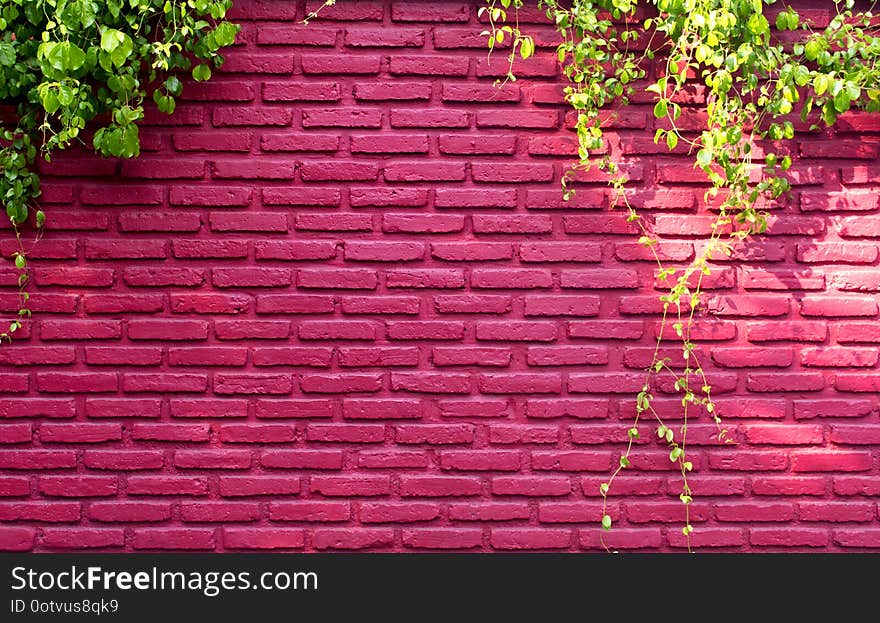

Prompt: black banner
[{"left": 0, "top": 553, "right": 872, "bottom": 619}]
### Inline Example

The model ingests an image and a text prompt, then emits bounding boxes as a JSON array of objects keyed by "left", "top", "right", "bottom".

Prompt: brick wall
[{"left": 1, "top": 0, "right": 879, "bottom": 552}]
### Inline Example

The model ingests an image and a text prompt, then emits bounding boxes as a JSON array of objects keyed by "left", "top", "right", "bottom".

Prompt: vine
[
  {"left": 483, "top": 0, "right": 880, "bottom": 550},
  {"left": 0, "top": 0, "right": 239, "bottom": 340}
]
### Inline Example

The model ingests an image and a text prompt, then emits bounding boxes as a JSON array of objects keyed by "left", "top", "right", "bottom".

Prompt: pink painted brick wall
[{"left": 1, "top": 0, "right": 879, "bottom": 552}]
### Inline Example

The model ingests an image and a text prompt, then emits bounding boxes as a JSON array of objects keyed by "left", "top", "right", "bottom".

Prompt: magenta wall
[{"left": 1, "top": 0, "right": 880, "bottom": 552}]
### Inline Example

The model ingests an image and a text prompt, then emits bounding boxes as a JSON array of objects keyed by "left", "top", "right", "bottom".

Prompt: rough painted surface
[{"left": 1, "top": 0, "right": 880, "bottom": 552}]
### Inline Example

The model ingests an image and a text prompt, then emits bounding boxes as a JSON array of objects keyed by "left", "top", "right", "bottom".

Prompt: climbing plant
[
  {"left": 0, "top": 0, "right": 239, "bottom": 340},
  {"left": 482, "top": 0, "right": 880, "bottom": 549}
]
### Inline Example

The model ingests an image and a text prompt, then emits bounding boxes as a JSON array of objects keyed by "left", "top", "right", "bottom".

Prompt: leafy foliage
[
  {"left": 484, "top": 0, "right": 880, "bottom": 550},
  {"left": 0, "top": 0, "right": 238, "bottom": 339}
]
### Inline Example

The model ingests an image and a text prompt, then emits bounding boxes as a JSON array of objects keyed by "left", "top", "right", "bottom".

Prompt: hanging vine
[
  {"left": 0, "top": 0, "right": 239, "bottom": 341},
  {"left": 482, "top": 0, "right": 880, "bottom": 550}
]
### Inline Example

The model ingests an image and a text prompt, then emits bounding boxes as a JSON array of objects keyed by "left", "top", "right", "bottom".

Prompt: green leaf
[
  {"left": 192, "top": 63, "right": 212, "bottom": 82},
  {"left": 653, "top": 99, "right": 668, "bottom": 119},
  {"left": 696, "top": 149, "right": 712, "bottom": 167},
  {"left": 776, "top": 11, "right": 789, "bottom": 31},
  {"left": 519, "top": 36, "right": 534, "bottom": 59},
  {"left": 110, "top": 34, "right": 133, "bottom": 68},
  {"left": 0, "top": 42, "right": 15, "bottom": 67},
  {"left": 101, "top": 29, "right": 124, "bottom": 53},
  {"left": 165, "top": 75, "right": 183, "bottom": 97},
  {"left": 666, "top": 131, "right": 678, "bottom": 151},
  {"left": 213, "top": 21, "right": 239, "bottom": 47},
  {"left": 834, "top": 89, "right": 851, "bottom": 114},
  {"left": 601, "top": 514, "right": 612, "bottom": 531}
]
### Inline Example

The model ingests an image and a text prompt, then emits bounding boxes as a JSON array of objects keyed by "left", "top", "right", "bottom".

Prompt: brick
[
  {"left": 746, "top": 373, "right": 824, "bottom": 392},
  {"left": 560, "top": 269, "right": 638, "bottom": 289},
  {"left": 747, "top": 321, "right": 827, "bottom": 342},
  {"left": 213, "top": 107, "right": 291, "bottom": 127},
  {"left": 438, "top": 134, "right": 517, "bottom": 155},
  {"left": 174, "top": 450, "right": 252, "bottom": 469},
  {"left": 255, "top": 295, "right": 335, "bottom": 316},
  {"left": 313, "top": 529, "right": 393, "bottom": 550},
  {"left": 220, "top": 424, "right": 296, "bottom": 444},
  {"left": 749, "top": 528, "right": 829, "bottom": 548},
  {"left": 123, "top": 268, "right": 205, "bottom": 288},
  {"left": 123, "top": 373, "right": 207, "bottom": 393},
  {"left": 174, "top": 132, "right": 252, "bottom": 153},
  {"left": 351, "top": 134, "right": 429, "bottom": 154},
  {"left": 392, "top": 2, "right": 469, "bottom": 22},
  {"left": 479, "top": 374, "right": 562, "bottom": 394},
  {"left": 221, "top": 477, "right": 301, "bottom": 497},
  {"left": 532, "top": 452, "right": 611, "bottom": 472},
  {"left": 170, "top": 400, "right": 248, "bottom": 419},
  {"left": 389, "top": 55, "right": 469, "bottom": 76},
  {"left": 131, "top": 424, "right": 210, "bottom": 443},
  {"left": 126, "top": 477, "right": 208, "bottom": 496},
  {"left": 308, "top": 424, "right": 386, "bottom": 443},
  {"left": 402, "top": 529, "right": 482, "bottom": 550},
  {"left": 344, "top": 399, "right": 423, "bottom": 418},
  {"left": 221, "top": 53, "right": 294, "bottom": 75},
  {"left": 300, "top": 374, "right": 382, "bottom": 394},
  {"left": 338, "top": 347, "right": 419, "bottom": 367},
  {"left": 491, "top": 476, "right": 571, "bottom": 497},
  {"left": 223, "top": 528, "right": 304, "bottom": 550},
  {"left": 83, "top": 451, "right": 164, "bottom": 471},
  {"left": 790, "top": 451, "right": 872, "bottom": 472},
  {"left": 0, "top": 527, "right": 35, "bottom": 551},
  {"left": 432, "top": 347, "right": 511, "bottom": 367},
  {"left": 84, "top": 399, "right": 161, "bottom": 419},
  {"left": 400, "top": 476, "right": 481, "bottom": 497},
  {"left": 391, "top": 109, "right": 469, "bottom": 128},
  {"left": 581, "top": 528, "right": 663, "bottom": 550},
  {"left": 490, "top": 529, "right": 571, "bottom": 550},
  {"left": 269, "top": 502, "right": 348, "bottom": 522},
  {"left": 38, "top": 476, "right": 117, "bottom": 498},
  {"left": 715, "top": 502, "right": 795, "bottom": 522},
  {"left": 132, "top": 529, "right": 215, "bottom": 550},
  {"left": 261, "top": 449, "right": 342, "bottom": 470},
  {"left": 448, "top": 503, "right": 529, "bottom": 521},
  {"left": 0, "top": 503, "right": 80, "bottom": 522},
  {"left": 527, "top": 346, "right": 607, "bottom": 366},
  {"left": 798, "top": 502, "right": 874, "bottom": 522},
  {"left": 257, "top": 26, "right": 338, "bottom": 45},
  {"left": 439, "top": 401, "right": 511, "bottom": 418},
  {"left": 667, "top": 528, "right": 745, "bottom": 549},
  {"left": 310, "top": 475, "right": 390, "bottom": 496},
  {"left": 42, "top": 528, "right": 125, "bottom": 549},
  {"left": 298, "top": 269, "right": 378, "bottom": 290},
  {"left": 37, "top": 373, "right": 118, "bottom": 394},
  {"left": 0, "top": 425, "right": 31, "bottom": 444},
  {"left": 751, "top": 477, "right": 826, "bottom": 496},
  {"left": 395, "top": 425, "right": 475, "bottom": 445},
  {"left": 384, "top": 161, "right": 466, "bottom": 182},
  {"left": 441, "top": 451, "right": 520, "bottom": 471},
  {"left": 472, "top": 269, "right": 552, "bottom": 289},
  {"left": 710, "top": 452, "right": 788, "bottom": 471},
  {"left": 0, "top": 347, "right": 75, "bottom": 365},
  {"left": 39, "top": 424, "right": 121, "bottom": 444},
  {"left": 354, "top": 83, "right": 432, "bottom": 101}
]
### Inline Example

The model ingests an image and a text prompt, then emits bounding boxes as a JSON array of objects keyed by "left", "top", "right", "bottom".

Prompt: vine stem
[{"left": 0, "top": 219, "right": 34, "bottom": 343}]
